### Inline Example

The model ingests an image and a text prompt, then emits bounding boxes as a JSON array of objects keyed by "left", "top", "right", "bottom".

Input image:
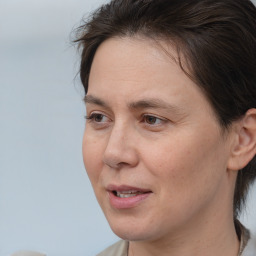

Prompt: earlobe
[{"left": 227, "top": 108, "right": 256, "bottom": 171}]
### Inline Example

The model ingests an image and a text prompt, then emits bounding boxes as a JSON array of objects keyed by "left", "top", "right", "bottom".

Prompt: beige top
[
  {"left": 96, "top": 226, "right": 255, "bottom": 256},
  {"left": 96, "top": 240, "right": 128, "bottom": 256}
]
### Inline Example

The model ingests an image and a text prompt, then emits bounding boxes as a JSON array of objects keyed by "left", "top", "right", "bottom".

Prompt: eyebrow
[
  {"left": 84, "top": 95, "right": 110, "bottom": 108},
  {"left": 128, "top": 99, "right": 180, "bottom": 112},
  {"left": 129, "top": 98, "right": 187, "bottom": 117},
  {"left": 84, "top": 95, "right": 185, "bottom": 115}
]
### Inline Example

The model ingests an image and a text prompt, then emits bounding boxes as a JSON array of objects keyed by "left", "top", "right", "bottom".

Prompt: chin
[
  {"left": 107, "top": 217, "right": 158, "bottom": 242},
  {"left": 112, "top": 227, "right": 149, "bottom": 241}
]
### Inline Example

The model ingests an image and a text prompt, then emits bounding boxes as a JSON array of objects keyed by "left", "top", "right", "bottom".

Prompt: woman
[{"left": 75, "top": 0, "right": 256, "bottom": 255}]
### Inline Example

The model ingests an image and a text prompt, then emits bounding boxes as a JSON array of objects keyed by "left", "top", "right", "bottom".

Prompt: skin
[{"left": 83, "top": 37, "right": 241, "bottom": 256}]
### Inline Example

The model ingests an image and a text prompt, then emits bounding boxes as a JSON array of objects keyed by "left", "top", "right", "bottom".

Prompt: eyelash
[
  {"left": 85, "top": 113, "right": 110, "bottom": 123},
  {"left": 85, "top": 113, "right": 167, "bottom": 127},
  {"left": 142, "top": 114, "right": 166, "bottom": 125}
]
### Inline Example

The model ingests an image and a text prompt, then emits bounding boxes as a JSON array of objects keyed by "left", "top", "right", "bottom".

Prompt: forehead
[
  {"left": 88, "top": 36, "right": 216, "bottom": 117},
  {"left": 89, "top": 36, "right": 191, "bottom": 92}
]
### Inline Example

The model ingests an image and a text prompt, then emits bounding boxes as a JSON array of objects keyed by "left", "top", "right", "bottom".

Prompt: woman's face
[{"left": 83, "top": 37, "right": 235, "bottom": 242}]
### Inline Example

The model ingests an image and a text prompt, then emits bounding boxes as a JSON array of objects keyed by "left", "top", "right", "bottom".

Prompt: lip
[
  {"left": 107, "top": 184, "right": 151, "bottom": 193},
  {"left": 107, "top": 184, "right": 152, "bottom": 209}
]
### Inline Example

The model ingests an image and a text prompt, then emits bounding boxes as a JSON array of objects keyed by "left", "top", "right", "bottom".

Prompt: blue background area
[{"left": 0, "top": 0, "right": 255, "bottom": 255}]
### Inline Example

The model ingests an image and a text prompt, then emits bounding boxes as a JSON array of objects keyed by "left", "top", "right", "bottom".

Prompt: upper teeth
[{"left": 116, "top": 190, "right": 143, "bottom": 198}]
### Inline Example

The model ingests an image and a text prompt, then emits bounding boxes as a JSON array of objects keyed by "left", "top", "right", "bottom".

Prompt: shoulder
[{"left": 96, "top": 240, "right": 128, "bottom": 256}]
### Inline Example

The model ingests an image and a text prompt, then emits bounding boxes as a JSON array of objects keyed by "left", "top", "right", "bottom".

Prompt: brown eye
[
  {"left": 85, "top": 113, "right": 109, "bottom": 123},
  {"left": 94, "top": 114, "right": 104, "bottom": 122},
  {"left": 145, "top": 116, "right": 157, "bottom": 124},
  {"left": 143, "top": 115, "right": 163, "bottom": 125}
]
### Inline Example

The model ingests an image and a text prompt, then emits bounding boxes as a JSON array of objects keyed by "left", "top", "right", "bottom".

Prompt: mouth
[
  {"left": 107, "top": 185, "right": 152, "bottom": 209},
  {"left": 113, "top": 190, "right": 148, "bottom": 198}
]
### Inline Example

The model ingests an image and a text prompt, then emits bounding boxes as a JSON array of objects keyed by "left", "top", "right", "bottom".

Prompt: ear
[{"left": 228, "top": 108, "right": 256, "bottom": 171}]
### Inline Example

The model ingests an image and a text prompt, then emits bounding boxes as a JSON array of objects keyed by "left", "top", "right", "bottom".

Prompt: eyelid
[
  {"left": 86, "top": 110, "right": 106, "bottom": 118},
  {"left": 142, "top": 114, "right": 168, "bottom": 125},
  {"left": 85, "top": 111, "right": 112, "bottom": 123}
]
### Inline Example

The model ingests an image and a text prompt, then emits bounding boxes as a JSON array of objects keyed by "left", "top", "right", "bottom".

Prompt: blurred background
[{"left": 0, "top": 0, "right": 255, "bottom": 255}]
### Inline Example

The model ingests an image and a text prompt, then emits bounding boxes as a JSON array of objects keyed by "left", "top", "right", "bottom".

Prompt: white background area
[{"left": 0, "top": 0, "right": 255, "bottom": 255}]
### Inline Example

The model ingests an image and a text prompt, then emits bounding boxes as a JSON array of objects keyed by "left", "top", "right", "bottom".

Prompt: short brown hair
[{"left": 74, "top": 0, "right": 256, "bottom": 217}]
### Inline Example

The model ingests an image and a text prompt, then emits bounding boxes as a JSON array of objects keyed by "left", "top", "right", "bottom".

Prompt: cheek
[
  {"left": 141, "top": 138, "right": 227, "bottom": 226},
  {"left": 142, "top": 137, "right": 194, "bottom": 178},
  {"left": 142, "top": 133, "right": 226, "bottom": 194},
  {"left": 82, "top": 132, "right": 103, "bottom": 184}
]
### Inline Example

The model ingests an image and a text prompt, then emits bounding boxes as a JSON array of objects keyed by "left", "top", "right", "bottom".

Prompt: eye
[
  {"left": 85, "top": 113, "right": 110, "bottom": 123},
  {"left": 142, "top": 115, "right": 165, "bottom": 125}
]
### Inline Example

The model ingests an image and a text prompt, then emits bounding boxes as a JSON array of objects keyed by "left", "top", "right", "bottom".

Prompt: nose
[{"left": 103, "top": 123, "right": 139, "bottom": 169}]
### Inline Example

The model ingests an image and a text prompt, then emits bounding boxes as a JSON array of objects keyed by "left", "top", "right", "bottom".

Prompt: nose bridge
[{"left": 103, "top": 119, "right": 138, "bottom": 169}]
